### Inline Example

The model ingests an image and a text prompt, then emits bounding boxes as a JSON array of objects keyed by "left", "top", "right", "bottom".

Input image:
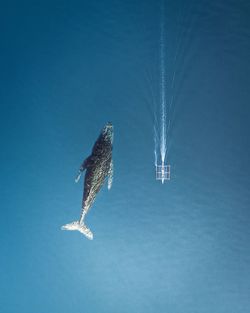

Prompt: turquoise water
[{"left": 1, "top": 0, "right": 250, "bottom": 312}]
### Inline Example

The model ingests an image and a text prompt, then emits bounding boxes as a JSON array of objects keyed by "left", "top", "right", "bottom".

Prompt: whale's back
[{"left": 82, "top": 130, "right": 112, "bottom": 211}]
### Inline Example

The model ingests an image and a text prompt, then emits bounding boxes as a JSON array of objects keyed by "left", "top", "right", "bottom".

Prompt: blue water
[{"left": 1, "top": 0, "right": 250, "bottom": 312}]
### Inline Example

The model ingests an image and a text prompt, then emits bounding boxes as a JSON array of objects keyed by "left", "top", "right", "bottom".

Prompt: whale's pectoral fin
[
  {"left": 107, "top": 159, "right": 113, "bottom": 190},
  {"left": 75, "top": 155, "right": 92, "bottom": 183}
]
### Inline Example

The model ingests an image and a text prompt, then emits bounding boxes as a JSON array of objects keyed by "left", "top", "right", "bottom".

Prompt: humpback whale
[{"left": 61, "top": 122, "right": 113, "bottom": 240}]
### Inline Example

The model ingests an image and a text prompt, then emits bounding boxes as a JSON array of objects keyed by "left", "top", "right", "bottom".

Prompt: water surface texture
[{"left": 1, "top": 0, "right": 250, "bottom": 312}]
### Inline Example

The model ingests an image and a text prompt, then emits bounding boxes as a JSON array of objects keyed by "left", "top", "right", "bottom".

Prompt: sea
[{"left": 0, "top": 0, "right": 250, "bottom": 312}]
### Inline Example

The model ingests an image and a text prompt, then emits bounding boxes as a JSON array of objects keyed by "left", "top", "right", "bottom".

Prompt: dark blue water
[{"left": 1, "top": 0, "right": 250, "bottom": 312}]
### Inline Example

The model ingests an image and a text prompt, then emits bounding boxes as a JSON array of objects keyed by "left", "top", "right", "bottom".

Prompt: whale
[{"left": 61, "top": 122, "right": 113, "bottom": 240}]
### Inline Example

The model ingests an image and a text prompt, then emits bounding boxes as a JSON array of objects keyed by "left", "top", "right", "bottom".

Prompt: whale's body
[{"left": 61, "top": 123, "right": 113, "bottom": 239}]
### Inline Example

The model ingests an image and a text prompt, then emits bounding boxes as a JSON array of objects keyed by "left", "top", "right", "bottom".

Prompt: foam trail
[
  {"left": 154, "top": 125, "right": 159, "bottom": 166},
  {"left": 159, "top": 0, "right": 167, "bottom": 164}
]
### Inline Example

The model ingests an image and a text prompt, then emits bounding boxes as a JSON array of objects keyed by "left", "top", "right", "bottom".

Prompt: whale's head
[{"left": 102, "top": 122, "right": 113, "bottom": 143}]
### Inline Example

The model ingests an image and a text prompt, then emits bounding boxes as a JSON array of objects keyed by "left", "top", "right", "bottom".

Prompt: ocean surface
[{"left": 1, "top": 0, "right": 250, "bottom": 312}]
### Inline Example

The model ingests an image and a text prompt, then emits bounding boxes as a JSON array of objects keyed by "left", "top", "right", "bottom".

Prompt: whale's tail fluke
[{"left": 61, "top": 221, "right": 93, "bottom": 240}]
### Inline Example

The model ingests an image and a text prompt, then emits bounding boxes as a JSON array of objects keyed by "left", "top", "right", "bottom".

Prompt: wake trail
[{"left": 159, "top": 0, "right": 167, "bottom": 164}]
